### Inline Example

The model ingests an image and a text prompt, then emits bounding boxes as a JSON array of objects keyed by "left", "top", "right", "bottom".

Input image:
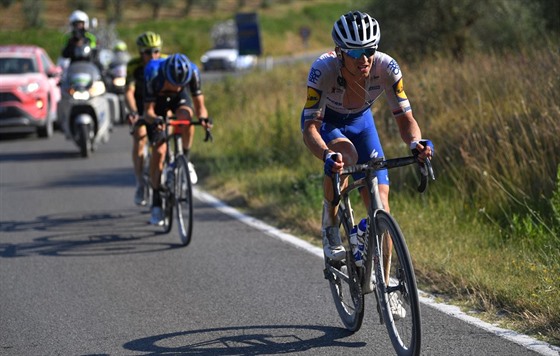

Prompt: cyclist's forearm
[
  {"left": 193, "top": 95, "right": 208, "bottom": 119},
  {"left": 395, "top": 112, "right": 422, "bottom": 145},
  {"left": 303, "top": 121, "right": 330, "bottom": 161},
  {"left": 143, "top": 103, "right": 158, "bottom": 124},
  {"left": 125, "top": 87, "right": 137, "bottom": 113}
]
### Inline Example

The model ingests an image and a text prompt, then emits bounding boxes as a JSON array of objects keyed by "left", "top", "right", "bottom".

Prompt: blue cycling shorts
[{"left": 320, "top": 107, "right": 389, "bottom": 185}]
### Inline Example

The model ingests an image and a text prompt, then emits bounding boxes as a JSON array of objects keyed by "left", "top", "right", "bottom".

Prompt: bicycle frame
[{"left": 335, "top": 156, "right": 426, "bottom": 294}]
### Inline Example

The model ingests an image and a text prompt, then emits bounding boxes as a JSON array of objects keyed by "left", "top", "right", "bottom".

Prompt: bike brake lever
[
  {"left": 204, "top": 129, "right": 213, "bottom": 142},
  {"left": 201, "top": 118, "right": 213, "bottom": 142},
  {"left": 416, "top": 157, "right": 435, "bottom": 193}
]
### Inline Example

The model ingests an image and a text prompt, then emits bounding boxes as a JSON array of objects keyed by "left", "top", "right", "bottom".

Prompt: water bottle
[
  {"left": 357, "top": 218, "right": 367, "bottom": 248},
  {"left": 349, "top": 220, "right": 365, "bottom": 267}
]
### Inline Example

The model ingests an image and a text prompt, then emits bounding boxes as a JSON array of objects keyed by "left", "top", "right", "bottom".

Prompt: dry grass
[{"left": 198, "top": 44, "right": 560, "bottom": 344}]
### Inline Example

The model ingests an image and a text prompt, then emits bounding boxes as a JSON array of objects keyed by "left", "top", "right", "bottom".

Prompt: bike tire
[
  {"left": 373, "top": 210, "right": 421, "bottom": 356},
  {"left": 175, "top": 155, "right": 193, "bottom": 246},
  {"left": 161, "top": 165, "right": 173, "bottom": 234},
  {"left": 78, "top": 124, "right": 90, "bottom": 158},
  {"left": 325, "top": 217, "right": 365, "bottom": 332}
]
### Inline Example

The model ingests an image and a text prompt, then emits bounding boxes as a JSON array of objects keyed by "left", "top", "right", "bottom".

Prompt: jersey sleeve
[
  {"left": 188, "top": 63, "right": 203, "bottom": 96},
  {"left": 143, "top": 59, "right": 159, "bottom": 103},
  {"left": 301, "top": 56, "right": 330, "bottom": 130},
  {"left": 382, "top": 57, "right": 412, "bottom": 117}
]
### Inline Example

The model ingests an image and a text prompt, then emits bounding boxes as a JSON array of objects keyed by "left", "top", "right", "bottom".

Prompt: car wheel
[{"left": 37, "top": 100, "right": 54, "bottom": 138}]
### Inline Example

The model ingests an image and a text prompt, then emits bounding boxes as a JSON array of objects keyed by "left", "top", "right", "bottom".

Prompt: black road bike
[
  {"left": 324, "top": 153, "right": 434, "bottom": 356},
  {"left": 132, "top": 116, "right": 212, "bottom": 246}
]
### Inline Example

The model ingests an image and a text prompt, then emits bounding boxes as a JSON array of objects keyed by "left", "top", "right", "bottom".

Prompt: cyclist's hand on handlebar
[
  {"left": 152, "top": 116, "right": 165, "bottom": 132},
  {"left": 410, "top": 139, "right": 434, "bottom": 161},
  {"left": 198, "top": 116, "right": 213, "bottom": 129},
  {"left": 127, "top": 111, "right": 139, "bottom": 126},
  {"left": 324, "top": 151, "right": 343, "bottom": 177}
]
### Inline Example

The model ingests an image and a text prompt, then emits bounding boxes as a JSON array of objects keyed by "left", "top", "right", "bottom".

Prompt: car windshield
[{"left": 0, "top": 57, "right": 37, "bottom": 74}]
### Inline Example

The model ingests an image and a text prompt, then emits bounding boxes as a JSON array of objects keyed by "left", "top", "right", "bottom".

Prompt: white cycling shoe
[
  {"left": 322, "top": 226, "right": 346, "bottom": 261},
  {"left": 149, "top": 207, "right": 164, "bottom": 226},
  {"left": 134, "top": 185, "right": 147, "bottom": 206},
  {"left": 188, "top": 161, "right": 198, "bottom": 185},
  {"left": 389, "top": 291, "right": 407, "bottom": 320}
]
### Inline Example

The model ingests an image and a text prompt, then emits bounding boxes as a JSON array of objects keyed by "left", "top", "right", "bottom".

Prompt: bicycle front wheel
[
  {"left": 374, "top": 210, "right": 421, "bottom": 356},
  {"left": 175, "top": 155, "right": 193, "bottom": 246},
  {"left": 324, "top": 219, "right": 365, "bottom": 332}
]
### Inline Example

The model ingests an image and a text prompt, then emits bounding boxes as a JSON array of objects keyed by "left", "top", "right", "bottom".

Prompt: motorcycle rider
[
  {"left": 111, "top": 40, "right": 130, "bottom": 65},
  {"left": 125, "top": 32, "right": 166, "bottom": 206},
  {"left": 61, "top": 10, "right": 97, "bottom": 63}
]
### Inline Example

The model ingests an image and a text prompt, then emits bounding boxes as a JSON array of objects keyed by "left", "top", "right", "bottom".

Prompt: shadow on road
[
  {"left": 122, "top": 325, "right": 364, "bottom": 355},
  {"left": 0, "top": 208, "right": 186, "bottom": 258}
]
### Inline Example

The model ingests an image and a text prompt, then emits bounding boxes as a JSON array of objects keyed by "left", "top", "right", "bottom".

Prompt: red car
[{"left": 0, "top": 45, "right": 62, "bottom": 138}]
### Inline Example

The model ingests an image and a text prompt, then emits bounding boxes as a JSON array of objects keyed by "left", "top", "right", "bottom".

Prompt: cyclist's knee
[
  {"left": 379, "top": 184, "right": 390, "bottom": 212},
  {"left": 329, "top": 140, "right": 358, "bottom": 165}
]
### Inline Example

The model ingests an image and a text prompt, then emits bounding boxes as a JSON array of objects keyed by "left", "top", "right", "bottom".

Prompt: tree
[
  {"left": 23, "top": 0, "right": 43, "bottom": 28},
  {"left": 363, "top": 0, "right": 547, "bottom": 61},
  {"left": 139, "top": 0, "right": 172, "bottom": 20},
  {"left": 1, "top": 0, "right": 15, "bottom": 8}
]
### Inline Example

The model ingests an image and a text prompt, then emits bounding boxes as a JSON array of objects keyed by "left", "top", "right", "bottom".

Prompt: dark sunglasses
[
  {"left": 142, "top": 48, "right": 160, "bottom": 55},
  {"left": 341, "top": 48, "right": 376, "bottom": 59}
]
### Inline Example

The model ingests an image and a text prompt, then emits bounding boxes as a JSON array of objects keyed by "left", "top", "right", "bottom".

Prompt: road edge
[{"left": 194, "top": 188, "right": 560, "bottom": 356}]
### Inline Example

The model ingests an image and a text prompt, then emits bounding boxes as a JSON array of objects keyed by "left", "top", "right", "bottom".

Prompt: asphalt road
[{"left": 0, "top": 126, "right": 552, "bottom": 355}]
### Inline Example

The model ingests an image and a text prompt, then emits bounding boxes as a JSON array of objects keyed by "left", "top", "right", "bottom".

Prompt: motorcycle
[
  {"left": 100, "top": 48, "right": 129, "bottom": 125},
  {"left": 57, "top": 46, "right": 119, "bottom": 157}
]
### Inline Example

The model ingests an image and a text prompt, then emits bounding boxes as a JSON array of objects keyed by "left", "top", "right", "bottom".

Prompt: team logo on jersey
[
  {"left": 393, "top": 78, "right": 408, "bottom": 102},
  {"left": 387, "top": 59, "right": 401, "bottom": 75},
  {"left": 305, "top": 87, "right": 321, "bottom": 109},
  {"left": 308, "top": 67, "right": 322, "bottom": 84}
]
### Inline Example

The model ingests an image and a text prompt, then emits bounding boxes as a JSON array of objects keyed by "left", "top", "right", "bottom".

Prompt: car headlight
[
  {"left": 19, "top": 82, "right": 40, "bottom": 94},
  {"left": 201, "top": 55, "right": 208, "bottom": 63},
  {"left": 89, "top": 80, "right": 106, "bottom": 97}
]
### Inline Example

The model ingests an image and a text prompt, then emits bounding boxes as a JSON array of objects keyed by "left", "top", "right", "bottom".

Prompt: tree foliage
[
  {"left": 23, "top": 0, "right": 43, "bottom": 28},
  {"left": 359, "top": 0, "right": 557, "bottom": 61},
  {"left": 1, "top": 0, "right": 14, "bottom": 8}
]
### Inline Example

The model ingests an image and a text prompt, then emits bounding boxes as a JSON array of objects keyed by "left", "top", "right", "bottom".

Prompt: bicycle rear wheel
[
  {"left": 175, "top": 155, "right": 193, "bottom": 246},
  {"left": 373, "top": 210, "right": 421, "bottom": 356},
  {"left": 324, "top": 221, "right": 364, "bottom": 332}
]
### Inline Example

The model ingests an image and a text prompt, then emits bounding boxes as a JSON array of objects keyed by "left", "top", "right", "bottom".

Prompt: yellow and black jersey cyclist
[{"left": 125, "top": 31, "right": 167, "bottom": 207}]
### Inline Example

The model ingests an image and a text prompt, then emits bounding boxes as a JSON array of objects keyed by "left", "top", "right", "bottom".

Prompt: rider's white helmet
[
  {"left": 332, "top": 11, "right": 380, "bottom": 49},
  {"left": 69, "top": 10, "right": 89, "bottom": 30}
]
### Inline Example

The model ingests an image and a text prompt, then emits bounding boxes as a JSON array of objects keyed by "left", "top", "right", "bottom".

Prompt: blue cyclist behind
[{"left": 143, "top": 53, "right": 212, "bottom": 226}]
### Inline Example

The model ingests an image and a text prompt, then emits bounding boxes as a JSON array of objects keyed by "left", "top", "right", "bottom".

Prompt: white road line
[{"left": 195, "top": 189, "right": 560, "bottom": 356}]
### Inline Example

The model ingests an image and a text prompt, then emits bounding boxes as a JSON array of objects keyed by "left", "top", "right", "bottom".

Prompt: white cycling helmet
[
  {"left": 332, "top": 11, "right": 380, "bottom": 49},
  {"left": 69, "top": 10, "right": 89, "bottom": 29}
]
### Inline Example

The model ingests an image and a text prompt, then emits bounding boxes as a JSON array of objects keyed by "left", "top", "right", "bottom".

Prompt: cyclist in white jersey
[{"left": 300, "top": 11, "right": 434, "bottom": 261}]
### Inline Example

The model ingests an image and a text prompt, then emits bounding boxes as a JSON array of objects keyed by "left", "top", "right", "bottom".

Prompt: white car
[{"left": 200, "top": 47, "right": 257, "bottom": 71}]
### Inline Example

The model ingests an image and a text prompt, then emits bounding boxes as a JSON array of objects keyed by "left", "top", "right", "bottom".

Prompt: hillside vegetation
[{"left": 1, "top": 0, "right": 558, "bottom": 345}]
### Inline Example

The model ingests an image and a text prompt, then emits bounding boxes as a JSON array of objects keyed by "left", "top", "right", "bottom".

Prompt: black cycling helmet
[
  {"left": 332, "top": 11, "right": 380, "bottom": 49},
  {"left": 164, "top": 53, "right": 192, "bottom": 86}
]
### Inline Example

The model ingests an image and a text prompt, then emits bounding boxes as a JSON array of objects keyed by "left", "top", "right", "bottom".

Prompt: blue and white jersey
[{"left": 301, "top": 50, "right": 412, "bottom": 129}]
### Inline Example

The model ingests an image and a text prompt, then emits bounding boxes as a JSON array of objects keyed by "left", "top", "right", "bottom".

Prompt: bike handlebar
[
  {"left": 332, "top": 155, "right": 435, "bottom": 206},
  {"left": 129, "top": 116, "right": 213, "bottom": 142}
]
